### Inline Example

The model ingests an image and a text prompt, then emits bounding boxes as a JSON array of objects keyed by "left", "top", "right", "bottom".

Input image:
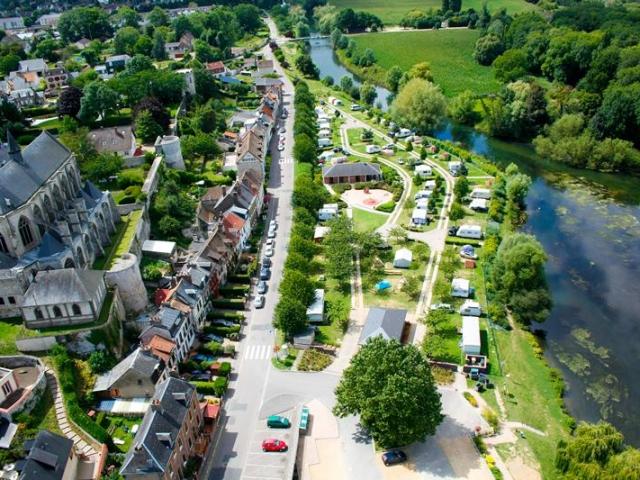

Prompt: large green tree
[
  {"left": 280, "top": 270, "right": 316, "bottom": 306},
  {"left": 58, "top": 7, "right": 112, "bottom": 42},
  {"left": 79, "top": 81, "right": 119, "bottom": 123},
  {"left": 334, "top": 337, "right": 443, "bottom": 448},
  {"left": 391, "top": 79, "right": 446, "bottom": 134},
  {"left": 274, "top": 297, "right": 308, "bottom": 338},
  {"left": 491, "top": 233, "right": 551, "bottom": 325}
]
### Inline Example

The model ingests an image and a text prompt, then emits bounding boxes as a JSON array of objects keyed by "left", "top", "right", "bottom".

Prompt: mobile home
[
  {"left": 470, "top": 188, "right": 491, "bottom": 200},
  {"left": 451, "top": 278, "right": 470, "bottom": 298},
  {"left": 462, "top": 316, "right": 481, "bottom": 355},
  {"left": 456, "top": 225, "right": 483, "bottom": 239},
  {"left": 414, "top": 165, "right": 433, "bottom": 178},
  {"left": 460, "top": 300, "right": 482, "bottom": 317}
]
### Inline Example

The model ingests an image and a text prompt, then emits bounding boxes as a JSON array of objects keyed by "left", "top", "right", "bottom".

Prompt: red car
[{"left": 262, "top": 438, "right": 288, "bottom": 452}]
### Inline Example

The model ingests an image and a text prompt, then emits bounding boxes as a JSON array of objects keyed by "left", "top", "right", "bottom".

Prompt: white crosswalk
[{"left": 243, "top": 344, "right": 272, "bottom": 360}]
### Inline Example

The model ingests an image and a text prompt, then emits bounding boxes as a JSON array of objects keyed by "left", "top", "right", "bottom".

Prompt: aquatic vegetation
[
  {"left": 586, "top": 374, "right": 627, "bottom": 420},
  {"left": 571, "top": 328, "right": 609, "bottom": 361},
  {"left": 552, "top": 343, "right": 591, "bottom": 377}
]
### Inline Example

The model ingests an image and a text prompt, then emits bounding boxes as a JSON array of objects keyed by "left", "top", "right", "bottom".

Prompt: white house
[
  {"left": 456, "top": 225, "right": 483, "bottom": 239},
  {"left": 411, "top": 208, "right": 428, "bottom": 225},
  {"left": 451, "top": 278, "right": 470, "bottom": 298},
  {"left": 469, "top": 198, "right": 488, "bottom": 211},
  {"left": 414, "top": 165, "right": 432, "bottom": 178},
  {"left": 471, "top": 188, "right": 491, "bottom": 200},
  {"left": 306, "top": 289, "right": 325, "bottom": 323},
  {"left": 415, "top": 189, "right": 432, "bottom": 200},
  {"left": 424, "top": 180, "right": 436, "bottom": 190},
  {"left": 462, "top": 316, "right": 481, "bottom": 354},
  {"left": 393, "top": 248, "right": 413, "bottom": 269},
  {"left": 415, "top": 198, "right": 429, "bottom": 210},
  {"left": 460, "top": 300, "right": 482, "bottom": 317}
]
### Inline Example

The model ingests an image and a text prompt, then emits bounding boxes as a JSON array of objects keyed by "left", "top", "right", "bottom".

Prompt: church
[{"left": 0, "top": 130, "right": 119, "bottom": 318}]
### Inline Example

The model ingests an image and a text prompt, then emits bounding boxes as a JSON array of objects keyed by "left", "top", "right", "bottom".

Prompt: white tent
[
  {"left": 462, "top": 316, "right": 481, "bottom": 354},
  {"left": 393, "top": 248, "right": 413, "bottom": 268}
]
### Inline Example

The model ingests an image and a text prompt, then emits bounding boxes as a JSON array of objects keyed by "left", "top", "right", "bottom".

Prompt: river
[{"left": 308, "top": 37, "right": 640, "bottom": 445}]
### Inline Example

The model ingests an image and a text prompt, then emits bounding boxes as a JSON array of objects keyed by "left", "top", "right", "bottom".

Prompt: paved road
[{"left": 204, "top": 30, "right": 296, "bottom": 480}]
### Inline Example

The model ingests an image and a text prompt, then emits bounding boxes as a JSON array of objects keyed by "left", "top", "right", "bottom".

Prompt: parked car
[
  {"left": 382, "top": 450, "right": 407, "bottom": 466},
  {"left": 269, "top": 220, "right": 278, "bottom": 230},
  {"left": 267, "top": 415, "right": 291, "bottom": 429},
  {"left": 260, "top": 268, "right": 271, "bottom": 280},
  {"left": 257, "top": 281, "right": 268, "bottom": 294},
  {"left": 350, "top": 104, "right": 362, "bottom": 111},
  {"left": 279, "top": 127, "right": 286, "bottom": 134},
  {"left": 277, "top": 144, "right": 285, "bottom": 151},
  {"left": 265, "top": 246, "right": 274, "bottom": 257},
  {"left": 254, "top": 295, "right": 265, "bottom": 309},
  {"left": 262, "top": 257, "right": 272, "bottom": 268},
  {"left": 262, "top": 439, "right": 288, "bottom": 452},
  {"left": 266, "top": 238, "right": 275, "bottom": 247},
  {"left": 202, "top": 333, "right": 225, "bottom": 343},
  {"left": 268, "top": 229, "right": 276, "bottom": 239},
  {"left": 448, "top": 226, "right": 458, "bottom": 236}
]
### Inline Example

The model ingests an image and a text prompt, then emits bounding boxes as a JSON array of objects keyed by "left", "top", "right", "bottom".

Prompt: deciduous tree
[{"left": 391, "top": 79, "right": 446, "bottom": 134}]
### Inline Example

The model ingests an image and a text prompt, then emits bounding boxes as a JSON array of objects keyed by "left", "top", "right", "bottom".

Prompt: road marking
[
  {"left": 278, "top": 157, "right": 293, "bottom": 164},
  {"left": 243, "top": 344, "right": 272, "bottom": 360}
]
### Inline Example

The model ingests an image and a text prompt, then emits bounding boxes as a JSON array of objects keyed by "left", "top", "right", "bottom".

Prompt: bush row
[
  {"left": 191, "top": 377, "right": 229, "bottom": 397},
  {"left": 210, "top": 299, "right": 246, "bottom": 310}
]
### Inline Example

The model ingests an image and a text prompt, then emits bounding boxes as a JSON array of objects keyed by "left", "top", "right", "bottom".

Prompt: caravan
[
  {"left": 456, "top": 225, "right": 483, "bottom": 239},
  {"left": 318, "top": 138, "right": 332, "bottom": 149},
  {"left": 470, "top": 188, "right": 491, "bottom": 200}
]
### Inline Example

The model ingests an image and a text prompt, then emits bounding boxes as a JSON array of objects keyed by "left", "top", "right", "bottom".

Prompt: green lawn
[
  {"left": 351, "top": 207, "right": 388, "bottom": 232},
  {"left": 350, "top": 29, "right": 501, "bottom": 97},
  {"left": 0, "top": 318, "right": 24, "bottom": 355},
  {"left": 92, "top": 209, "right": 143, "bottom": 271},
  {"left": 330, "top": 0, "right": 537, "bottom": 24}
]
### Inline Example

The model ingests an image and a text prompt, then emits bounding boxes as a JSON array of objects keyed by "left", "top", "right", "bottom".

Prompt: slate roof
[
  {"left": 22, "top": 269, "right": 104, "bottom": 307},
  {"left": 358, "top": 308, "right": 406, "bottom": 345},
  {"left": 120, "top": 377, "right": 196, "bottom": 477},
  {"left": 88, "top": 126, "right": 134, "bottom": 154},
  {"left": 322, "top": 162, "right": 382, "bottom": 178},
  {"left": 0, "top": 131, "right": 72, "bottom": 214},
  {"left": 19, "top": 58, "right": 47, "bottom": 73},
  {"left": 93, "top": 347, "right": 163, "bottom": 393},
  {"left": 20, "top": 430, "right": 73, "bottom": 480}
]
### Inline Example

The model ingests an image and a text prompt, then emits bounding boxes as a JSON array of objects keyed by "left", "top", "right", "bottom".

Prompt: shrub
[
  {"left": 203, "top": 341, "right": 223, "bottom": 355},
  {"left": 210, "top": 299, "right": 246, "bottom": 310},
  {"left": 218, "top": 362, "right": 231, "bottom": 377},
  {"left": 463, "top": 391, "right": 478, "bottom": 407},
  {"left": 213, "top": 376, "right": 229, "bottom": 396},
  {"left": 482, "top": 407, "right": 499, "bottom": 430},
  {"left": 204, "top": 325, "right": 241, "bottom": 337},
  {"left": 375, "top": 201, "right": 395, "bottom": 213},
  {"left": 191, "top": 381, "right": 216, "bottom": 395},
  {"left": 332, "top": 184, "right": 351, "bottom": 194},
  {"left": 223, "top": 344, "right": 236, "bottom": 357},
  {"left": 208, "top": 310, "right": 244, "bottom": 321},
  {"left": 117, "top": 169, "right": 145, "bottom": 188},
  {"left": 473, "top": 435, "right": 488, "bottom": 454},
  {"left": 298, "top": 349, "right": 333, "bottom": 372}
]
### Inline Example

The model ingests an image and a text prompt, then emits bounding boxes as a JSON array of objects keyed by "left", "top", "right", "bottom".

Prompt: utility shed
[
  {"left": 393, "top": 248, "right": 413, "bottom": 268},
  {"left": 142, "top": 240, "right": 177, "bottom": 259},
  {"left": 359, "top": 308, "right": 407, "bottom": 345},
  {"left": 462, "top": 316, "right": 481, "bottom": 354}
]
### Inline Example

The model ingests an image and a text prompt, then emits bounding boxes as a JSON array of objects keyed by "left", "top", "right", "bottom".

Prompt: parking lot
[{"left": 241, "top": 407, "right": 300, "bottom": 480}]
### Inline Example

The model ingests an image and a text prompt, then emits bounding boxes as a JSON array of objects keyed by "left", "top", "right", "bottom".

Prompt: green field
[
  {"left": 350, "top": 29, "right": 500, "bottom": 97},
  {"left": 330, "top": 0, "right": 537, "bottom": 24},
  {"left": 351, "top": 207, "right": 388, "bottom": 232}
]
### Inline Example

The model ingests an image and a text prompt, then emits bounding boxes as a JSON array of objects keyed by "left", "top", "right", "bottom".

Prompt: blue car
[{"left": 382, "top": 450, "right": 407, "bottom": 466}]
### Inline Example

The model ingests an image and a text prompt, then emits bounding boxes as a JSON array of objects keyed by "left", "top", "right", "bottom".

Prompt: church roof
[
  {"left": 36, "top": 231, "right": 66, "bottom": 258},
  {"left": 0, "top": 131, "right": 72, "bottom": 214},
  {"left": 22, "top": 268, "right": 104, "bottom": 307}
]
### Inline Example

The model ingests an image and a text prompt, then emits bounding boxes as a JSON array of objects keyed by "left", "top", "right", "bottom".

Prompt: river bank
[{"left": 302, "top": 35, "right": 640, "bottom": 450}]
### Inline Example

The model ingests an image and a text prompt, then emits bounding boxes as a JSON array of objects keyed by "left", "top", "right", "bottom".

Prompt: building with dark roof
[
  {"left": 19, "top": 430, "right": 77, "bottom": 480},
  {"left": 120, "top": 377, "right": 205, "bottom": 479},
  {"left": 139, "top": 307, "right": 196, "bottom": 363},
  {"left": 0, "top": 131, "right": 119, "bottom": 319},
  {"left": 358, "top": 308, "right": 407, "bottom": 345},
  {"left": 323, "top": 162, "right": 383, "bottom": 185},
  {"left": 93, "top": 347, "right": 165, "bottom": 399},
  {"left": 20, "top": 268, "right": 107, "bottom": 329}
]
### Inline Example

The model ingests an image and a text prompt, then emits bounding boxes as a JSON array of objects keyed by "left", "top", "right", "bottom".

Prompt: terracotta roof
[
  {"left": 147, "top": 335, "right": 176, "bottom": 363},
  {"left": 223, "top": 211, "right": 245, "bottom": 230},
  {"left": 200, "top": 402, "right": 220, "bottom": 419},
  {"left": 223, "top": 131, "right": 237, "bottom": 139},
  {"left": 154, "top": 288, "right": 172, "bottom": 306},
  {"left": 206, "top": 61, "right": 225, "bottom": 73}
]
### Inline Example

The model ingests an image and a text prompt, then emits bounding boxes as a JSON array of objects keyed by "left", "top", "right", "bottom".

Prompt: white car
[
  {"left": 267, "top": 229, "right": 276, "bottom": 239},
  {"left": 269, "top": 220, "right": 278, "bottom": 230},
  {"left": 279, "top": 127, "right": 286, "bottom": 134},
  {"left": 265, "top": 246, "right": 274, "bottom": 257},
  {"left": 277, "top": 144, "right": 285, "bottom": 151},
  {"left": 254, "top": 295, "right": 265, "bottom": 309}
]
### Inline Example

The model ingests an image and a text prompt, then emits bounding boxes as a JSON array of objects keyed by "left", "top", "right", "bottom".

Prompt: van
[
  {"left": 397, "top": 128, "right": 412, "bottom": 138},
  {"left": 267, "top": 415, "right": 291, "bottom": 429},
  {"left": 351, "top": 104, "right": 362, "bottom": 111}
]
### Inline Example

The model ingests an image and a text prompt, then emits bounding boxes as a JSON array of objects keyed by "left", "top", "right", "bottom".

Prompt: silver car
[{"left": 254, "top": 295, "right": 265, "bottom": 309}]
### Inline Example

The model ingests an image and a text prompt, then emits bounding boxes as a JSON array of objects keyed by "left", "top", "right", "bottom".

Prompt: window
[
  {"left": 72, "top": 304, "right": 81, "bottom": 315},
  {"left": 8, "top": 297, "right": 15, "bottom": 305},
  {"left": 0, "top": 233, "right": 8, "bottom": 254},
  {"left": 1, "top": 382, "right": 13, "bottom": 396},
  {"left": 18, "top": 217, "right": 34, "bottom": 247},
  {"left": 53, "top": 306, "right": 62, "bottom": 318},
  {"left": 35, "top": 308, "right": 43, "bottom": 319},
  {"left": 0, "top": 298, "right": 4, "bottom": 305}
]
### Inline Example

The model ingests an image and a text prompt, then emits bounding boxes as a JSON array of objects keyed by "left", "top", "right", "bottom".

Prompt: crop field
[
  {"left": 351, "top": 29, "right": 500, "bottom": 97},
  {"left": 330, "top": 0, "right": 537, "bottom": 24}
]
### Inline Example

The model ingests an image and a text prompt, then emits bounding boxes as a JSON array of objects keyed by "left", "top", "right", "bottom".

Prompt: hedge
[
  {"left": 219, "top": 285, "right": 250, "bottom": 295},
  {"left": 204, "top": 324, "right": 241, "bottom": 336},
  {"left": 208, "top": 310, "right": 244, "bottom": 321},
  {"left": 52, "top": 350, "right": 113, "bottom": 447},
  {"left": 376, "top": 201, "right": 395, "bottom": 213},
  {"left": 228, "top": 274, "right": 251, "bottom": 284},
  {"left": 23, "top": 105, "right": 57, "bottom": 117},
  {"left": 191, "top": 377, "right": 229, "bottom": 397},
  {"left": 218, "top": 362, "right": 232, "bottom": 377},
  {"left": 211, "top": 299, "right": 246, "bottom": 310},
  {"left": 445, "top": 236, "right": 482, "bottom": 247}
]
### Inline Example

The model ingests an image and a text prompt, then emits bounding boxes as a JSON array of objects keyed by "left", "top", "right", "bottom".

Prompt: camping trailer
[
  {"left": 456, "top": 225, "right": 483, "bottom": 239},
  {"left": 470, "top": 188, "right": 491, "bottom": 200},
  {"left": 460, "top": 300, "right": 482, "bottom": 317},
  {"left": 451, "top": 278, "right": 470, "bottom": 298},
  {"left": 462, "top": 316, "right": 481, "bottom": 354},
  {"left": 414, "top": 165, "right": 432, "bottom": 178},
  {"left": 318, "top": 138, "right": 332, "bottom": 148},
  {"left": 393, "top": 248, "right": 413, "bottom": 268}
]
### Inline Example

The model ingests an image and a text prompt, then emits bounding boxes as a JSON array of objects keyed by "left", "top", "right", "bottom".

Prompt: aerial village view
[{"left": 0, "top": 0, "right": 638, "bottom": 479}]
